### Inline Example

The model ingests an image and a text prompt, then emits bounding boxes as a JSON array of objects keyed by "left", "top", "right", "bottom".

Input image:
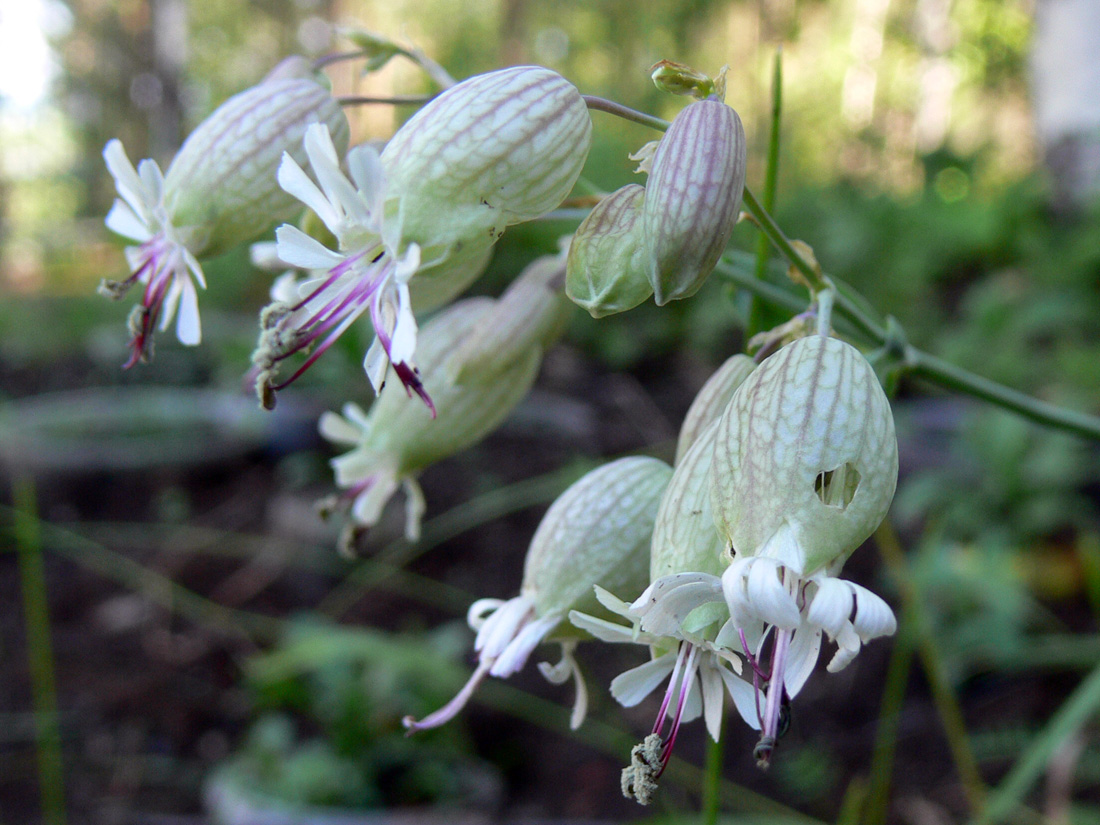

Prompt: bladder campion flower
[
  {"left": 101, "top": 58, "right": 348, "bottom": 367},
  {"left": 255, "top": 65, "right": 592, "bottom": 410},
  {"left": 317, "top": 256, "right": 571, "bottom": 554},
  {"left": 709, "top": 334, "right": 899, "bottom": 767},
  {"left": 404, "top": 456, "right": 672, "bottom": 733},
  {"left": 571, "top": 423, "right": 753, "bottom": 803}
]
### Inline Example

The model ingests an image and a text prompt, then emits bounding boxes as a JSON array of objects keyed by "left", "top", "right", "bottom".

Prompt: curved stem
[
  {"left": 338, "top": 94, "right": 435, "bottom": 106},
  {"left": 583, "top": 95, "right": 671, "bottom": 131},
  {"left": 748, "top": 47, "right": 783, "bottom": 338},
  {"left": 579, "top": 92, "right": 1100, "bottom": 441}
]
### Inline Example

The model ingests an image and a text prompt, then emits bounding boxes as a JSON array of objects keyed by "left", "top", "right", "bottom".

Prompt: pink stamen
[
  {"left": 656, "top": 644, "right": 700, "bottom": 778},
  {"left": 403, "top": 658, "right": 492, "bottom": 734},
  {"left": 755, "top": 627, "right": 792, "bottom": 769},
  {"left": 653, "top": 643, "right": 689, "bottom": 735}
]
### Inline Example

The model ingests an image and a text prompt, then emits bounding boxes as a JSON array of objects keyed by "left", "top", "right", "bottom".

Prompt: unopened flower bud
[
  {"left": 675, "top": 353, "right": 755, "bottom": 462},
  {"left": 710, "top": 335, "right": 898, "bottom": 576},
  {"left": 382, "top": 66, "right": 592, "bottom": 258},
  {"left": 565, "top": 184, "right": 652, "bottom": 318},
  {"left": 449, "top": 254, "right": 572, "bottom": 383},
  {"left": 650, "top": 59, "right": 719, "bottom": 100},
  {"left": 643, "top": 99, "right": 746, "bottom": 305}
]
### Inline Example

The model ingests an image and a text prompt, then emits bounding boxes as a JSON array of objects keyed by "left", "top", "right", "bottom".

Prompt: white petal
[
  {"left": 386, "top": 284, "right": 418, "bottom": 365},
  {"left": 304, "top": 125, "right": 366, "bottom": 229},
  {"left": 745, "top": 559, "right": 801, "bottom": 630},
  {"left": 851, "top": 583, "right": 897, "bottom": 640},
  {"left": 610, "top": 653, "right": 676, "bottom": 707},
  {"left": 677, "top": 676, "right": 703, "bottom": 723},
  {"left": 391, "top": 241, "right": 421, "bottom": 283},
  {"left": 137, "top": 157, "right": 164, "bottom": 204},
  {"left": 806, "top": 577, "right": 854, "bottom": 639},
  {"left": 783, "top": 626, "right": 822, "bottom": 699},
  {"left": 174, "top": 276, "right": 202, "bottom": 345},
  {"left": 103, "top": 139, "right": 152, "bottom": 219},
  {"left": 757, "top": 522, "right": 806, "bottom": 575},
  {"left": 341, "top": 402, "right": 372, "bottom": 430},
  {"left": 402, "top": 478, "right": 425, "bottom": 542},
  {"left": 568, "top": 651, "right": 588, "bottom": 730},
  {"left": 159, "top": 276, "right": 182, "bottom": 333},
  {"left": 278, "top": 151, "right": 342, "bottom": 234},
  {"left": 466, "top": 598, "right": 505, "bottom": 631},
  {"left": 636, "top": 577, "right": 724, "bottom": 638},
  {"left": 474, "top": 596, "right": 533, "bottom": 659},
  {"left": 351, "top": 474, "right": 399, "bottom": 527},
  {"left": 592, "top": 585, "right": 635, "bottom": 618},
  {"left": 182, "top": 249, "right": 206, "bottom": 289},
  {"left": 490, "top": 613, "right": 559, "bottom": 678},
  {"left": 105, "top": 201, "right": 152, "bottom": 241},
  {"left": 250, "top": 241, "right": 282, "bottom": 270},
  {"left": 721, "top": 558, "right": 757, "bottom": 628},
  {"left": 826, "top": 624, "right": 862, "bottom": 673},
  {"left": 537, "top": 642, "right": 589, "bottom": 730},
  {"left": 718, "top": 666, "right": 762, "bottom": 731},
  {"left": 318, "top": 411, "right": 364, "bottom": 445},
  {"left": 363, "top": 336, "right": 389, "bottom": 394},
  {"left": 346, "top": 144, "right": 387, "bottom": 221},
  {"left": 566, "top": 610, "right": 638, "bottom": 644},
  {"left": 330, "top": 447, "right": 375, "bottom": 487},
  {"left": 700, "top": 659, "right": 725, "bottom": 741},
  {"left": 275, "top": 225, "right": 343, "bottom": 271}
]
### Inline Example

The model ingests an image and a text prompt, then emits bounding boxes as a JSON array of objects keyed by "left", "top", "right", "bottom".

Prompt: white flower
[
  {"left": 719, "top": 523, "right": 896, "bottom": 766},
  {"left": 570, "top": 579, "right": 752, "bottom": 786},
  {"left": 253, "top": 123, "right": 426, "bottom": 411},
  {"left": 316, "top": 402, "right": 426, "bottom": 552},
  {"left": 403, "top": 595, "right": 582, "bottom": 731},
  {"left": 101, "top": 140, "right": 206, "bottom": 366}
]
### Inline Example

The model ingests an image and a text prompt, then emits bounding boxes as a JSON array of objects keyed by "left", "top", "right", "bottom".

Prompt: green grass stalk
[{"left": 13, "top": 479, "right": 66, "bottom": 825}]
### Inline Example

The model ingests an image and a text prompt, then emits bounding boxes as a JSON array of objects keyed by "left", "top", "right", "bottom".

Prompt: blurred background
[{"left": 2, "top": 1, "right": 1099, "bottom": 823}]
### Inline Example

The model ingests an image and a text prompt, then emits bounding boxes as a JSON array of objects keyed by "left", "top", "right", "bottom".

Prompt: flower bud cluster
[{"left": 567, "top": 97, "right": 746, "bottom": 316}]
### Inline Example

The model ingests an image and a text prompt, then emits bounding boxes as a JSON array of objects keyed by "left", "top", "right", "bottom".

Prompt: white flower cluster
[{"left": 100, "top": 48, "right": 901, "bottom": 804}]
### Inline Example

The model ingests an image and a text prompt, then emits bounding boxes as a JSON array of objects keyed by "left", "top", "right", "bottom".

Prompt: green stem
[
  {"left": 582, "top": 95, "right": 671, "bottom": 131},
  {"left": 581, "top": 93, "right": 1100, "bottom": 440},
  {"left": 701, "top": 720, "right": 725, "bottom": 825},
  {"left": 338, "top": 94, "right": 435, "bottom": 106},
  {"left": 748, "top": 47, "right": 783, "bottom": 338},
  {"left": 906, "top": 351, "right": 1100, "bottom": 441},
  {"left": 13, "top": 479, "right": 66, "bottom": 825},
  {"left": 875, "top": 520, "right": 987, "bottom": 817}
]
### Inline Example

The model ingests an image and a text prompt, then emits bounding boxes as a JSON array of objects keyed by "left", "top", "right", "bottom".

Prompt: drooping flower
[
  {"left": 404, "top": 456, "right": 672, "bottom": 734},
  {"left": 316, "top": 255, "right": 572, "bottom": 554},
  {"left": 255, "top": 65, "right": 592, "bottom": 410},
  {"left": 709, "top": 334, "right": 899, "bottom": 767},
  {"left": 101, "top": 59, "right": 349, "bottom": 367},
  {"left": 570, "top": 422, "right": 750, "bottom": 802},
  {"left": 252, "top": 124, "right": 425, "bottom": 410}
]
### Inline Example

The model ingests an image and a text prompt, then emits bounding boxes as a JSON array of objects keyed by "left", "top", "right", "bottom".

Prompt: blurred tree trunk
[{"left": 1030, "top": 0, "right": 1100, "bottom": 211}]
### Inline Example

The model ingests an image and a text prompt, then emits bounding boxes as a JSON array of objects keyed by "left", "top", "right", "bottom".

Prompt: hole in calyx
[{"left": 814, "top": 462, "right": 861, "bottom": 509}]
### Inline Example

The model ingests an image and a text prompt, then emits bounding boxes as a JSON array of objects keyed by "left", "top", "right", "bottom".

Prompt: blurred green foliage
[{"left": 209, "top": 619, "right": 499, "bottom": 811}]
